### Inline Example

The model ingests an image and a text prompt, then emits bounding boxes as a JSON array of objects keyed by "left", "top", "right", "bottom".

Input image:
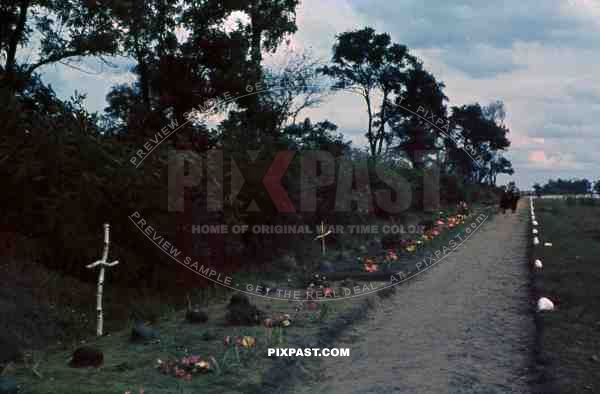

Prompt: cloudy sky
[{"left": 38, "top": 0, "right": 600, "bottom": 189}]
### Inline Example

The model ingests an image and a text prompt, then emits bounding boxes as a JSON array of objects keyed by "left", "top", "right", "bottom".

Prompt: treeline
[
  {"left": 0, "top": 0, "right": 513, "bottom": 288},
  {"left": 533, "top": 179, "right": 600, "bottom": 196},
  {"left": 1, "top": 1, "right": 513, "bottom": 180}
]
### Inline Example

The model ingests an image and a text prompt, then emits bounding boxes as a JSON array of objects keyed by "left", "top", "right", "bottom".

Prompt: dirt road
[{"left": 298, "top": 206, "right": 534, "bottom": 393}]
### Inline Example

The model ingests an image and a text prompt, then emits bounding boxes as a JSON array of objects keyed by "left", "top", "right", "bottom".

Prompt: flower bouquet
[
  {"left": 363, "top": 256, "right": 379, "bottom": 272},
  {"left": 156, "top": 355, "right": 211, "bottom": 381}
]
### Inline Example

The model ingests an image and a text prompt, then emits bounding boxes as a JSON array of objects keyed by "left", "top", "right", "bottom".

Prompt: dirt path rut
[{"left": 299, "top": 205, "right": 534, "bottom": 393}]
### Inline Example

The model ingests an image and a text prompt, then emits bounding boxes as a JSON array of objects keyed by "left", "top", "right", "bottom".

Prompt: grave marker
[{"left": 86, "top": 223, "right": 119, "bottom": 336}]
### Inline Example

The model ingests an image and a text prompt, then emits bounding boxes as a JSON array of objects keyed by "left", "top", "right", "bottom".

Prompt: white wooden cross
[
  {"left": 86, "top": 223, "right": 119, "bottom": 336},
  {"left": 314, "top": 221, "right": 333, "bottom": 256}
]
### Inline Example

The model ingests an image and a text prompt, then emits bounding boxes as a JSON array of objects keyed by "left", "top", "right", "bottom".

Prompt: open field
[{"left": 531, "top": 198, "right": 600, "bottom": 393}]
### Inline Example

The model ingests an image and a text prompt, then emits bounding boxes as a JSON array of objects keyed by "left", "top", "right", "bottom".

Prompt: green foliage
[
  {"left": 0, "top": 2, "right": 517, "bottom": 363},
  {"left": 282, "top": 118, "right": 351, "bottom": 155},
  {"left": 0, "top": 79, "right": 179, "bottom": 290},
  {"left": 447, "top": 102, "right": 512, "bottom": 184},
  {"left": 535, "top": 178, "right": 592, "bottom": 195},
  {"left": 1, "top": 0, "right": 119, "bottom": 84},
  {"left": 321, "top": 27, "right": 417, "bottom": 157}
]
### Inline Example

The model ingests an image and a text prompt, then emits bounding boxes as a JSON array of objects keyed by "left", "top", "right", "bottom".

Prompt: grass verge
[{"left": 530, "top": 198, "right": 600, "bottom": 393}]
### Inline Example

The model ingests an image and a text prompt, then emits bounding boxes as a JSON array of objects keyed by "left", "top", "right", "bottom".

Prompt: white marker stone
[{"left": 537, "top": 297, "right": 554, "bottom": 311}]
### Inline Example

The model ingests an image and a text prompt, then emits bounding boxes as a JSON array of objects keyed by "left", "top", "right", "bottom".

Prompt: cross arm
[
  {"left": 314, "top": 230, "right": 333, "bottom": 240},
  {"left": 87, "top": 260, "right": 120, "bottom": 269}
]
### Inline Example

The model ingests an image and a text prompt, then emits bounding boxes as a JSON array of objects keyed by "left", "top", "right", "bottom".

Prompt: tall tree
[
  {"left": 487, "top": 155, "right": 513, "bottom": 185},
  {"left": 320, "top": 27, "right": 416, "bottom": 157},
  {"left": 1, "top": 0, "right": 119, "bottom": 91},
  {"left": 109, "top": 0, "right": 180, "bottom": 112},
  {"left": 238, "top": 0, "right": 300, "bottom": 82},
  {"left": 105, "top": 1, "right": 247, "bottom": 138},
  {"left": 282, "top": 118, "right": 350, "bottom": 155},
  {"left": 388, "top": 61, "right": 448, "bottom": 167},
  {"left": 263, "top": 49, "right": 330, "bottom": 129},
  {"left": 448, "top": 102, "right": 511, "bottom": 183}
]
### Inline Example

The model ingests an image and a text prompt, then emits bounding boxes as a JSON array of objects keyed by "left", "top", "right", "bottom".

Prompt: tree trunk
[
  {"left": 244, "top": 4, "right": 264, "bottom": 144},
  {"left": 376, "top": 91, "right": 388, "bottom": 155},
  {"left": 364, "top": 92, "right": 376, "bottom": 156},
  {"left": 5, "top": 0, "right": 30, "bottom": 81},
  {"left": 138, "top": 55, "right": 151, "bottom": 111},
  {"left": 248, "top": 3, "right": 263, "bottom": 83},
  {"left": 133, "top": 29, "right": 151, "bottom": 112}
]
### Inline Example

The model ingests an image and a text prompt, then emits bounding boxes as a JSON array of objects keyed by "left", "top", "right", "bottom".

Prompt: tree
[
  {"left": 538, "top": 178, "right": 592, "bottom": 195},
  {"left": 488, "top": 155, "right": 513, "bottom": 185},
  {"left": 109, "top": 0, "right": 181, "bottom": 112},
  {"left": 104, "top": 83, "right": 146, "bottom": 134},
  {"left": 594, "top": 180, "right": 600, "bottom": 195},
  {"left": 388, "top": 61, "right": 448, "bottom": 167},
  {"left": 1, "top": 0, "right": 119, "bottom": 91},
  {"left": 320, "top": 27, "right": 416, "bottom": 157},
  {"left": 282, "top": 118, "right": 350, "bottom": 156},
  {"left": 236, "top": 0, "right": 300, "bottom": 82},
  {"left": 533, "top": 182, "right": 542, "bottom": 197},
  {"left": 126, "top": 0, "right": 299, "bottom": 142},
  {"left": 483, "top": 100, "right": 506, "bottom": 125},
  {"left": 263, "top": 49, "right": 331, "bottom": 128},
  {"left": 448, "top": 102, "right": 511, "bottom": 183},
  {"left": 106, "top": 1, "right": 249, "bottom": 139}
]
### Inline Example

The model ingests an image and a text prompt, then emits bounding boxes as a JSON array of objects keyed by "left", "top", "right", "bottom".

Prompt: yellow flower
[
  {"left": 240, "top": 336, "right": 256, "bottom": 348},
  {"left": 405, "top": 245, "right": 416, "bottom": 253}
]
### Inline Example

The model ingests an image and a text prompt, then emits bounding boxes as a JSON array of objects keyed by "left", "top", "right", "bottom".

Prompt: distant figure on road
[
  {"left": 510, "top": 189, "right": 520, "bottom": 213},
  {"left": 500, "top": 189, "right": 511, "bottom": 214},
  {"left": 500, "top": 184, "right": 519, "bottom": 214}
]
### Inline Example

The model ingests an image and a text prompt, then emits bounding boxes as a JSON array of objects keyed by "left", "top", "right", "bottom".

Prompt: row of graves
[{"left": 1, "top": 202, "right": 478, "bottom": 393}]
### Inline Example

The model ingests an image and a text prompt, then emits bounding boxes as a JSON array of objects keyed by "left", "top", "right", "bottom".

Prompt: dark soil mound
[
  {"left": 69, "top": 346, "right": 104, "bottom": 368},
  {"left": 225, "top": 294, "right": 263, "bottom": 325}
]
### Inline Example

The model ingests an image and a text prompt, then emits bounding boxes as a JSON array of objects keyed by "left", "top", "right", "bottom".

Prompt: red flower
[
  {"left": 386, "top": 249, "right": 398, "bottom": 261},
  {"left": 263, "top": 318, "right": 275, "bottom": 328}
]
